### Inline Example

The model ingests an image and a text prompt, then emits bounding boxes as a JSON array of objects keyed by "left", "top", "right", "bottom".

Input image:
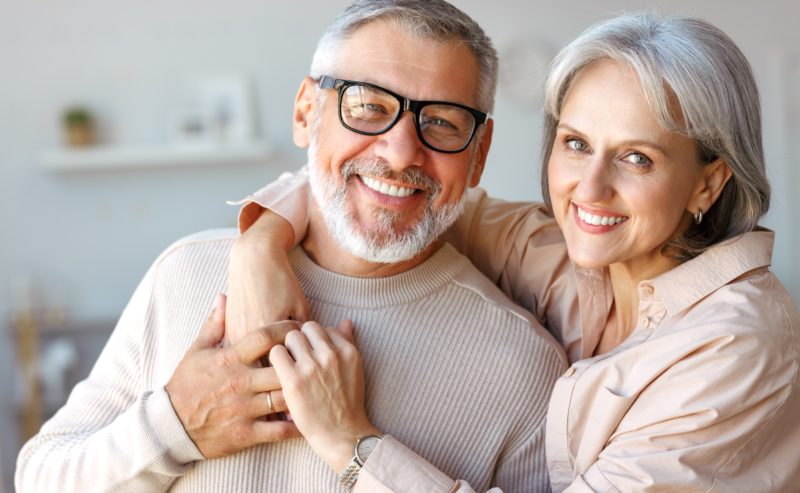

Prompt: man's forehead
[{"left": 330, "top": 20, "right": 481, "bottom": 106}]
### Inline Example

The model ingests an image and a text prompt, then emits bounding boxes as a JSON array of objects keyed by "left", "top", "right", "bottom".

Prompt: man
[{"left": 16, "top": 1, "right": 565, "bottom": 491}]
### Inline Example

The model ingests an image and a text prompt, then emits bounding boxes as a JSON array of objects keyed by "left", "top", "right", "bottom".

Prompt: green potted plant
[{"left": 62, "top": 106, "right": 95, "bottom": 147}]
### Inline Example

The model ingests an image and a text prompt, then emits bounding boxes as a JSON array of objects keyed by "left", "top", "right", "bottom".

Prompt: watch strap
[{"left": 339, "top": 459, "right": 362, "bottom": 489}]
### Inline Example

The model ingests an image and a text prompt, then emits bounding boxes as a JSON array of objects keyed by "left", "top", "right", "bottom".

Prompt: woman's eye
[
  {"left": 566, "top": 138, "right": 588, "bottom": 152},
  {"left": 622, "top": 152, "right": 652, "bottom": 167}
]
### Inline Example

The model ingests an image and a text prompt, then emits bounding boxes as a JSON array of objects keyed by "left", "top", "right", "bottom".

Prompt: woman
[{"left": 228, "top": 13, "right": 800, "bottom": 492}]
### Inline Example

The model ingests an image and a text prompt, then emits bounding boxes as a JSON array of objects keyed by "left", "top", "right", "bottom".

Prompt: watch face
[{"left": 355, "top": 435, "right": 382, "bottom": 464}]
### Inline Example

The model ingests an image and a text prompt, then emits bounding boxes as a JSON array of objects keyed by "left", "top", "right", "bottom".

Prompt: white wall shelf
[{"left": 39, "top": 141, "right": 275, "bottom": 172}]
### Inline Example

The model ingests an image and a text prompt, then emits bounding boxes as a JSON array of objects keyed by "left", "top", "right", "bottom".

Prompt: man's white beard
[{"left": 308, "top": 141, "right": 471, "bottom": 264}]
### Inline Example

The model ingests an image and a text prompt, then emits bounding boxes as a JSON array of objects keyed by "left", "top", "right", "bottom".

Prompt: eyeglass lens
[{"left": 340, "top": 84, "right": 477, "bottom": 152}]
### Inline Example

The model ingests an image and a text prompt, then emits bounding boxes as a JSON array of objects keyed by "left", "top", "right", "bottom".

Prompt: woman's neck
[{"left": 595, "top": 255, "right": 681, "bottom": 356}]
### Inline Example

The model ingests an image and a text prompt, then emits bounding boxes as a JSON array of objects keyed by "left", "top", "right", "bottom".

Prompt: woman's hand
[
  {"left": 226, "top": 209, "right": 311, "bottom": 345},
  {"left": 269, "top": 321, "right": 381, "bottom": 473}
]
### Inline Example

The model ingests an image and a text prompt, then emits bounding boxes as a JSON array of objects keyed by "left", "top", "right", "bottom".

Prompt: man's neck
[{"left": 302, "top": 203, "right": 439, "bottom": 278}]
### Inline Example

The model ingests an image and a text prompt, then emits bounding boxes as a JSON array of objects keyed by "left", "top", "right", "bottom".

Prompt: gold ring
[{"left": 266, "top": 391, "right": 275, "bottom": 414}]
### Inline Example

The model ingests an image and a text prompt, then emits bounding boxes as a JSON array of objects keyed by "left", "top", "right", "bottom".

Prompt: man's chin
[{"left": 337, "top": 230, "right": 429, "bottom": 264}]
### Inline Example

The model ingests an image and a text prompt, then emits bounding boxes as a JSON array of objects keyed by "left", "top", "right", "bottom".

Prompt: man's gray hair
[
  {"left": 309, "top": 0, "right": 499, "bottom": 113},
  {"left": 540, "top": 13, "right": 770, "bottom": 259}
]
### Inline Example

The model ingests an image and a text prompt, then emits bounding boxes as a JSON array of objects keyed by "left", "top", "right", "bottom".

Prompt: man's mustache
[{"left": 340, "top": 158, "right": 442, "bottom": 197}]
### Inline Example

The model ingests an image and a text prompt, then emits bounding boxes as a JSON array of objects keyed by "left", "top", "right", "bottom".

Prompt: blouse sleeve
[
  {"left": 564, "top": 316, "right": 797, "bottom": 492},
  {"left": 236, "top": 166, "right": 310, "bottom": 238},
  {"left": 355, "top": 436, "right": 503, "bottom": 493}
]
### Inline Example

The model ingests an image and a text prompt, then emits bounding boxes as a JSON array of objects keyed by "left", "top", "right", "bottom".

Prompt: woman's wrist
[
  {"left": 240, "top": 208, "right": 296, "bottom": 253},
  {"left": 323, "top": 424, "right": 383, "bottom": 474}
]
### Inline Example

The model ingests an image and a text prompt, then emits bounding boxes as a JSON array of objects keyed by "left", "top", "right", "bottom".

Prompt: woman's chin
[{"left": 565, "top": 246, "right": 614, "bottom": 270}]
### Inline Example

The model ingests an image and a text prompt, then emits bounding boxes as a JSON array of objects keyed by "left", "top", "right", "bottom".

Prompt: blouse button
[
  {"left": 641, "top": 284, "right": 654, "bottom": 297},
  {"left": 563, "top": 366, "right": 576, "bottom": 377}
]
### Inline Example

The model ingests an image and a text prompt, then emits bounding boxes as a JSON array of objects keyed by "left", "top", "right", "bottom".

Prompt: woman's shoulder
[
  {"left": 654, "top": 231, "right": 797, "bottom": 337},
  {"left": 682, "top": 265, "right": 797, "bottom": 340}
]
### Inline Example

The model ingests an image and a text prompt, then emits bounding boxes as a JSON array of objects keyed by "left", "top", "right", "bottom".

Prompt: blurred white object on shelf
[{"left": 171, "top": 75, "right": 258, "bottom": 147}]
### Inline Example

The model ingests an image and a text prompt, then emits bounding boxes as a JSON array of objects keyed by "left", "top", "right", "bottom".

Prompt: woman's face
[{"left": 548, "top": 60, "right": 709, "bottom": 277}]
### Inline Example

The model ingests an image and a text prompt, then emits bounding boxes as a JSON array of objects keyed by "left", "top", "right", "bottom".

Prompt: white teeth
[
  {"left": 360, "top": 175, "right": 416, "bottom": 197},
  {"left": 577, "top": 206, "right": 627, "bottom": 226}
]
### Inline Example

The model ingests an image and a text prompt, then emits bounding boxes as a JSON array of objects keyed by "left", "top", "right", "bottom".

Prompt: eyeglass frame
[{"left": 316, "top": 75, "right": 491, "bottom": 154}]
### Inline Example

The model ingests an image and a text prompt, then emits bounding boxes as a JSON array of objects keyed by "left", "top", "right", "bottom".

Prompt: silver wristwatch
[{"left": 339, "top": 434, "right": 384, "bottom": 489}]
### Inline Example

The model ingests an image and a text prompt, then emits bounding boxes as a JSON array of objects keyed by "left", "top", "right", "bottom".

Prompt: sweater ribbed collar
[{"left": 289, "top": 243, "right": 468, "bottom": 308}]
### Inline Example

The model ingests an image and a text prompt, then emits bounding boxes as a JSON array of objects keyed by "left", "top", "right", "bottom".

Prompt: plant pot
[{"left": 65, "top": 124, "right": 93, "bottom": 147}]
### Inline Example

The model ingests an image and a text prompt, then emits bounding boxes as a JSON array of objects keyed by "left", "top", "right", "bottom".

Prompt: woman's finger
[
  {"left": 301, "top": 321, "right": 337, "bottom": 355},
  {"left": 283, "top": 328, "right": 313, "bottom": 362},
  {"left": 327, "top": 320, "right": 356, "bottom": 351},
  {"left": 269, "top": 344, "right": 295, "bottom": 372}
]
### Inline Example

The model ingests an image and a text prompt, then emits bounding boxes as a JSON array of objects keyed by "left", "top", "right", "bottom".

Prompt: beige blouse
[{"left": 237, "top": 167, "right": 800, "bottom": 492}]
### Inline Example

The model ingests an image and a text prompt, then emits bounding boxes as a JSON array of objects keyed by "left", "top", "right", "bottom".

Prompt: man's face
[{"left": 296, "top": 20, "right": 492, "bottom": 264}]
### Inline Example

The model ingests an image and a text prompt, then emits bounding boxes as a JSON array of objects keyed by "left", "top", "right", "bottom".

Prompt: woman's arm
[
  {"left": 228, "top": 167, "right": 580, "bottom": 350},
  {"left": 561, "top": 315, "right": 798, "bottom": 492},
  {"left": 225, "top": 168, "right": 312, "bottom": 344},
  {"left": 226, "top": 210, "right": 310, "bottom": 344},
  {"left": 269, "top": 321, "right": 504, "bottom": 493}
]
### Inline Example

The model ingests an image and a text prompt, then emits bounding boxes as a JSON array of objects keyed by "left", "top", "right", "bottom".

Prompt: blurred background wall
[{"left": 1, "top": 0, "right": 798, "bottom": 488}]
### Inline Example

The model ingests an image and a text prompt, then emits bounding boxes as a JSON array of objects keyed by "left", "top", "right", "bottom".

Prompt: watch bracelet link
[{"left": 339, "top": 460, "right": 362, "bottom": 489}]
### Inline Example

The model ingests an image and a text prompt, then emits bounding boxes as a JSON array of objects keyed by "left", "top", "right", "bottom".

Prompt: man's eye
[
  {"left": 345, "top": 102, "right": 392, "bottom": 121},
  {"left": 425, "top": 117, "right": 457, "bottom": 130},
  {"left": 358, "top": 103, "right": 388, "bottom": 114}
]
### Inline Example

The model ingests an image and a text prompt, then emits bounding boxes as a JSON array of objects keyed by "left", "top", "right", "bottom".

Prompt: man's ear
[
  {"left": 468, "top": 119, "right": 493, "bottom": 188},
  {"left": 292, "top": 77, "right": 317, "bottom": 148},
  {"left": 688, "top": 157, "right": 733, "bottom": 215}
]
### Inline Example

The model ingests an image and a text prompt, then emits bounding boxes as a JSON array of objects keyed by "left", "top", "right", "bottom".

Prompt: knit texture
[{"left": 16, "top": 229, "right": 565, "bottom": 493}]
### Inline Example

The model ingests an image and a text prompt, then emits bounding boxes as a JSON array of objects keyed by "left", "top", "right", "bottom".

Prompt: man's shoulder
[
  {"left": 442, "top": 247, "right": 566, "bottom": 362},
  {"left": 152, "top": 228, "right": 238, "bottom": 268}
]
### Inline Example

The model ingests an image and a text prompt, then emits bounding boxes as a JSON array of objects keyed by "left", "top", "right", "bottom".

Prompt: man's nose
[{"left": 372, "top": 111, "right": 427, "bottom": 171}]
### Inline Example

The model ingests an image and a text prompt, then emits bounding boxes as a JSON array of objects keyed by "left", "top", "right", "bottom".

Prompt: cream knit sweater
[{"left": 16, "top": 229, "right": 565, "bottom": 492}]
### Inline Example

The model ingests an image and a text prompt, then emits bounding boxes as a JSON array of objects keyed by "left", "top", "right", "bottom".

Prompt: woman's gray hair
[
  {"left": 309, "top": 0, "right": 499, "bottom": 113},
  {"left": 541, "top": 13, "right": 770, "bottom": 259}
]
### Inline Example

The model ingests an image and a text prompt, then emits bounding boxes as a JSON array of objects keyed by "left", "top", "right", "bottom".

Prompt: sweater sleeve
[{"left": 14, "top": 267, "right": 204, "bottom": 493}]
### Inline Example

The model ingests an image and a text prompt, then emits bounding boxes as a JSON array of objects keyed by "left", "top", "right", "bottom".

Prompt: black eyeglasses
[{"left": 317, "top": 75, "right": 490, "bottom": 154}]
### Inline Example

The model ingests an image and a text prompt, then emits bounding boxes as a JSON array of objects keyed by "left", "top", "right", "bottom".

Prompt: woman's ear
[
  {"left": 688, "top": 157, "right": 733, "bottom": 215},
  {"left": 293, "top": 77, "right": 317, "bottom": 148}
]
